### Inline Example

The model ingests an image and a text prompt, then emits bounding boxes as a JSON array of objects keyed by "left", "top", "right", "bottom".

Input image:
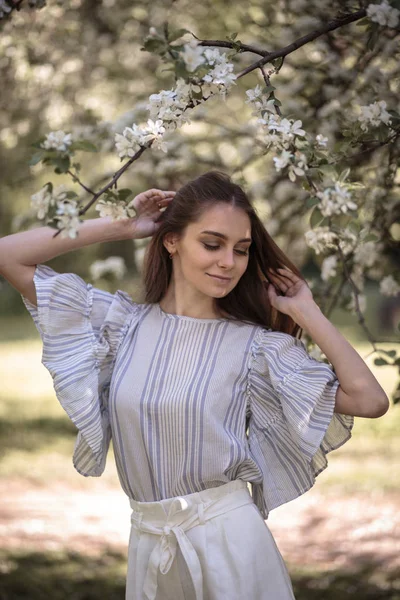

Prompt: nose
[{"left": 217, "top": 249, "right": 235, "bottom": 269}]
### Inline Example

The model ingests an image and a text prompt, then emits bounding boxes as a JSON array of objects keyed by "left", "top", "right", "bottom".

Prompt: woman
[{"left": 0, "top": 170, "right": 389, "bottom": 599}]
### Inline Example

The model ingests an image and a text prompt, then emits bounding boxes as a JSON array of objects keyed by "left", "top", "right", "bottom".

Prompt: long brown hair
[{"left": 142, "top": 170, "right": 305, "bottom": 338}]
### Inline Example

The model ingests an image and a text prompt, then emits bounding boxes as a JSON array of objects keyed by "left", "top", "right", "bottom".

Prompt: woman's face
[{"left": 165, "top": 203, "right": 252, "bottom": 299}]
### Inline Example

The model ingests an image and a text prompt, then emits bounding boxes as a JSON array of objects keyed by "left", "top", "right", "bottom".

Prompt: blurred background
[{"left": 0, "top": 0, "right": 399, "bottom": 598}]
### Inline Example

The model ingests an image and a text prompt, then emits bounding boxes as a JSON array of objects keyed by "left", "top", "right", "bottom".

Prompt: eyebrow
[{"left": 200, "top": 230, "right": 252, "bottom": 243}]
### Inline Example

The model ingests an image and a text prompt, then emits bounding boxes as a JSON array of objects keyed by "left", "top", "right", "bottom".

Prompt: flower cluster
[
  {"left": 30, "top": 184, "right": 70, "bottom": 219},
  {"left": 147, "top": 79, "right": 197, "bottom": 130},
  {"left": 41, "top": 130, "right": 72, "bottom": 152},
  {"left": 30, "top": 185, "right": 55, "bottom": 220},
  {"left": 115, "top": 119, "right": 167, "bottom": 159},
  {"left": 316, "top": 182, "right": 358, "bottom": 217},
  {"left": 114, "top": 44, "right": 236, "bottom": 160},
  {"left": 304, "top": 227, "right": 339, "bottom": 255},
  {"left": 380, "top": 274, "right": 400, "bottom": 297},
  {"left": 55, "top": 199, "right": 81, "bottom": 238},
  {"left": 357, "top": 100, "right": 392, "bottom": 132},
  {"left": 245, "top": 85, "right": 310, "bottom": 181},
  {"left": 30, "top": 184, "right": 81, "bottom": 238},
  {"left": 366, "top": 0, "right": 400, "bottom": 28},
  {"left": 95, "top": 198, "right": 136, "bottom": 221},
  {"left": 89, "top": 256, "right": 127, "bottom": 281}
]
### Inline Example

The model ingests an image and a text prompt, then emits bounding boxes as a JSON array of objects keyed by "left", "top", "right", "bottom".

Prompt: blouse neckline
[{"left": 156, "top": 303, "right": 231, "bottom": 323}]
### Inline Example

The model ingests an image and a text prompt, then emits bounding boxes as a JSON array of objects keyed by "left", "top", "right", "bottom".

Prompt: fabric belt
[{"left": 129, "top": 479, "right": 254, "bottom": 600}]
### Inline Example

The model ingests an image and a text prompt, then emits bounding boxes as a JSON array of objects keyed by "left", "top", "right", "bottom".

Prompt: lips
[{"left": 207, "top": 274, "right": 232, "bottom": 281}]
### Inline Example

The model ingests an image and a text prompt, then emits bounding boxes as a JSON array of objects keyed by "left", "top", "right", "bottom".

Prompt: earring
[{"left": 169, "top": 253, "right": 173, "bottom": 259}]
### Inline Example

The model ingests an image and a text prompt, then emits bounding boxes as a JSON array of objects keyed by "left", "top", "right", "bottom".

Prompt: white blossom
[
  {"left": 245, "top": 85, "right": 263, "bottom": 104},
  {"left": 288, "top": 152, "right": 308, "bottom": 182},
  {"left": 321, "top": 254, "right": 338, "bottom": 281},
  {"left": 358, "top": 100, "right": 392, "bottom": 132},
  {"left": 304, "top": 227, "right": 338, "bottom": 255},
  {"left": 275, "top": 118, "right": 306, "bottom": 139},
  {"left": 90, "top": 256, "right": 127, "bottom": 281},
  {"left": 351, "top": 263, "right": 366, "bottom": 291},
  {"left": 147, "top": 84, "right": 191, "bottom": 130},
  {"left": 55, "top": 199, "right": 81, "bottom": 239},
  {"left": 41, "top": 130, "right": 72, "bottom": 152},
  {"left": 354, "top": 241, "right": 379, "bottom": 267},
  {"left": 203, "top": 61, "right": 237, "bottom": 89},
  {"left": 367, "top": 1, "right": 400, "bottom": 28},
  {"left": 181, "top": 40, "right": 206, "bottom": 72},
  {"left": 316, "top": 183, "right": 358, "bottom": 217},
  {"left": 30, "top": 185, "right": 54, "bottom": 220},
  {"left": 347, "top": 292, "right": 367, "bottom": 314},
  {"left": 316, "top": 134, "right": 328, "bottom": 147},
  {"left": 380, "top": 274, "right": 400, "bottom": 296},
  {"left": 273, "top": 150, "right": 293, "bottom": 171},
  {"left": 203, "top": 48, "right": 225, "bottom": 65},
  {"left": 95, "top": 198, "right": 136, "bottom": 221},
  {"left": 338, "top": 227, "right": 358, "bottom": 255}
]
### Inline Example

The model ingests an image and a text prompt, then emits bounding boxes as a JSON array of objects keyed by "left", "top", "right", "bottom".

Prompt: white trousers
[{"left": 126, "top": 479, "right": 296, "bottom": 600}]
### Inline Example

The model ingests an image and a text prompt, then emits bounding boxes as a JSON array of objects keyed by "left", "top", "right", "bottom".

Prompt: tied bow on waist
[{"left": 131, "top": 496, "right": 206, "bottom": 600}]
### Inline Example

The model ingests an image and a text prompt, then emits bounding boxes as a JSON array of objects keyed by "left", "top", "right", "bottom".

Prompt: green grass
[{"left": 0, "top": 549, "right": 398, "bottom": 599}]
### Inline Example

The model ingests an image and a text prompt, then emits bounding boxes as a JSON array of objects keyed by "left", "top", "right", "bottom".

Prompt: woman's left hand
[{"left": 267, "top": 266, "right": 317, "bottom": 318}]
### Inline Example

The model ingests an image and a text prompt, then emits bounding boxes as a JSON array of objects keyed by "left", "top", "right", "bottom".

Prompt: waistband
[{"left": 129, "top": 479, "right": 253, "bottom": 600}]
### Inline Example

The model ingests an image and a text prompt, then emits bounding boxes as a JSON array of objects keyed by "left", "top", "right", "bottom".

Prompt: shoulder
[{"left": 249, "top": 326, "right": 309, "bottom": 380}]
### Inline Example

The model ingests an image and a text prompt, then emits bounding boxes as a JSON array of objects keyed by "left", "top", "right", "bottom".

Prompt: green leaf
[
  {"left": 53, "top": 156, "right": 71, "bottom": 174},
  {"left": 28, "top": 151, "right": 45, "bottom": 166},
  {"left": 306, "top": 196, "right": 320, "bottom": 208},
  {"left": 262, "top": 84, "right": 276, "bottom": 94},
  {"left": 309, "top": 206, "right": 324, "bottom": 228},
  {"left": 348, "top": 220, "right": 361, "bottom": 234},
  {"left": 141, "top": 38, "right": 167, "bottom": 53},
  {"left": 338, "top": 167, "right": 350, "bottom": 183},
  {"left": 387, "top": 110, "right": 400, "bottom": 122},
  {"left": 319, "top": 164, "right": 338, "bottom": 177},
  {"left": 117, "top": 188, "right": 134, "bottom": 201},
  {"left": 367, "top": 24, "right": 380, "bottom": 52},
  {"left": 363, "top": 233, "right": 379, "bottom": 243},
  {"left": 168, "top": 28, "right": 192, "bottom": 42},
  {"left": 355, "top": 17, "right": 369, "bottom": 27},
  {"left": 70, "top": 140, "right": 98, "bottom": 152}
]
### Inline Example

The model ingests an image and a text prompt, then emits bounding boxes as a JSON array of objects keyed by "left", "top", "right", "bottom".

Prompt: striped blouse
[{"left": 22, "top": 264, "right": 354, "bottom": 520}]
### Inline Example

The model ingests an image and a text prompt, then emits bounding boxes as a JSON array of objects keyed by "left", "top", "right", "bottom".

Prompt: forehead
[{"left": 192, "top": 203, "right": 251, "bottom": 230}]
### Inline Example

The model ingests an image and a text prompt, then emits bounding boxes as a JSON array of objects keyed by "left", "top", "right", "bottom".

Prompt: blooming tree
[{"left": 1, "top": 0, "right": 400, "bottom": 403}]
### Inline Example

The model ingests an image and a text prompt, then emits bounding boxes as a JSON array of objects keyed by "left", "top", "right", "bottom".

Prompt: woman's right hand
[{"left": 127, "top": 188, "right": 176, "bottom": 239}]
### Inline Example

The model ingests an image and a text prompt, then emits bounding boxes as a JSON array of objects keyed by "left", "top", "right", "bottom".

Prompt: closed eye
[{"left": 202, "top": 243, "right": 249, "bottom": 256}]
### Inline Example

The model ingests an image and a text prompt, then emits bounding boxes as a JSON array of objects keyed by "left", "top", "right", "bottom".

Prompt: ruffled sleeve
[
  {"left": 21, "top": 263, "right": 140, "bottom": 477},
  {"left": 247, "top": 327, "right": 354, "bottom": 520}
]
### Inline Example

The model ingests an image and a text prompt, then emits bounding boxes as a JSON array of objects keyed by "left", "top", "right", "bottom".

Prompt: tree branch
[{"left": 196, "top": 10, "right": 367, "bottom": 82}]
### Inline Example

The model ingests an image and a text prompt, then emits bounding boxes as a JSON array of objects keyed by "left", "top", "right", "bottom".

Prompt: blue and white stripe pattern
[{"left": 22, "top": 264, "right": 354, "bottom": 519}]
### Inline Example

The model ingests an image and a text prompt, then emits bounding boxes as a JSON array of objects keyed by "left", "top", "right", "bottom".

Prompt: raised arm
[
  {"left": 0, "top": 217, "right": 135, "bottom": 306},
  {"left": 0, "top": 187, "right": 175, "bottom": 306}
]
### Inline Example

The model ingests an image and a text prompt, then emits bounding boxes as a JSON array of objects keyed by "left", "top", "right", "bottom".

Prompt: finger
[
  {"left": 277, "top": 267, "right": 298, "bottom": 281},
  {"left": 270, "top": 268, "right": 295, "bottom": 285}
]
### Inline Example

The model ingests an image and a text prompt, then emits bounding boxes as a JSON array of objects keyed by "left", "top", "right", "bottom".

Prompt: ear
[{"left": 162, "top": 232, "right": 180, "bottom": 254}]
